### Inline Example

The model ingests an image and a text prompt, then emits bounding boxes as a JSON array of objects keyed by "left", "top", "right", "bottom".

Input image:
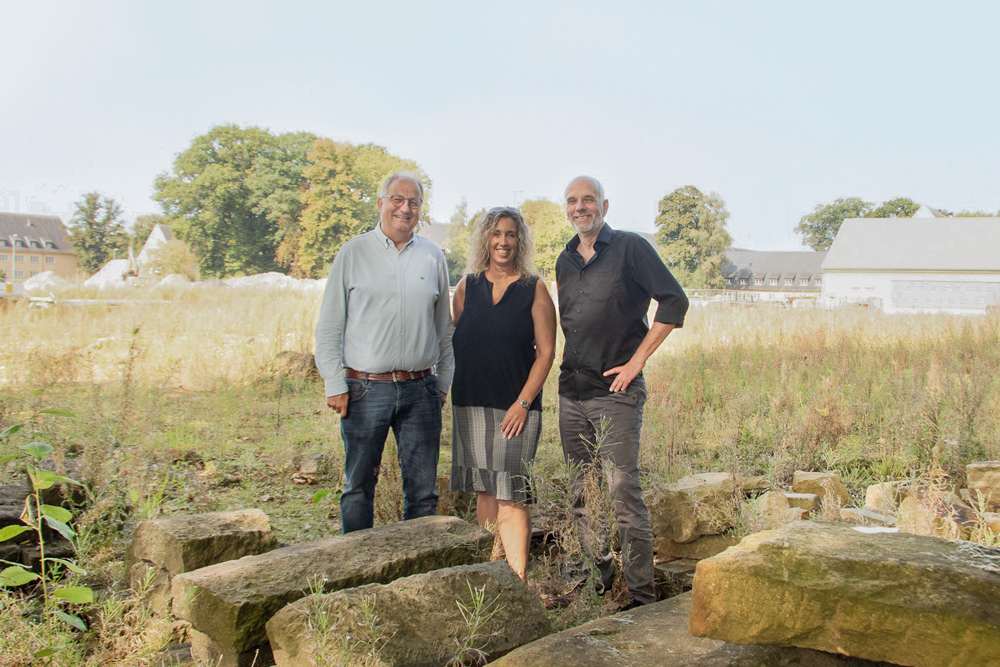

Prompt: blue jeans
[{"left": 339, "top": 375, "right": 442, "bottom": 533}]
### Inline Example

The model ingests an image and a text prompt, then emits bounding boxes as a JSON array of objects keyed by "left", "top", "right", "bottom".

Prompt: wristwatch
[{"left": 516, "top": 398, "right": 530, "bottom": 409}]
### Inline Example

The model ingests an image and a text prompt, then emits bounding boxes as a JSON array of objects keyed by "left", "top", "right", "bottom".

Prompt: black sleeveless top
[{"left": 452, "top": 273, "right": 541, "bottom": 411}]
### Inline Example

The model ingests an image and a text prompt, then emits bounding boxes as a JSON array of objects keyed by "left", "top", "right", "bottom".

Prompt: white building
[{"left": 822, "top": 210, "right": 1000, "bottom": 314}]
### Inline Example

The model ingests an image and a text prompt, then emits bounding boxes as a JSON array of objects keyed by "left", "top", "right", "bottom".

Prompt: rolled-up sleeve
[
  {"left": 433, "top": 255, "right": 454, "bottom": 394},
  {"left": 315, "top": 251, "right": 349, "bottom": 397},
  {"left": 630, "top": 237, "right": 689, "bottom": 327}
]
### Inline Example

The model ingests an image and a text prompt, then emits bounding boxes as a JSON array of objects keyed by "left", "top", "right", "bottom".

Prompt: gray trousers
[{"left": 558, "top": 379, "right": 655, "bottom": 605}]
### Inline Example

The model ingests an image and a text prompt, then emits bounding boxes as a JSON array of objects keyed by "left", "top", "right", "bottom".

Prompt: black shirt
[{"left": 556, "top": 223, "right": 689, "bottom": 401}]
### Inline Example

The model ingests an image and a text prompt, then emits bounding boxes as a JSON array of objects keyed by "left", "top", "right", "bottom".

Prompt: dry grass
[{"left": 3, "top": 287, "right": 1000, "bottom": 662}]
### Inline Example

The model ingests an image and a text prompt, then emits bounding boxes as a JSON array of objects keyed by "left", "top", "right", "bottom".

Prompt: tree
[
  {"left": 153, "top": 124, "right": 316, "bottom": 278},
  {"left": 794, "top": 197, "right": 873, "bottom": 251},
  {"left": 290, "top": 140, "right": 429, "bottom": 278},
  {"left": 654, "top": 186, "right": 733, "bottom": 289},
  {"left": 68, "top": 192, "right": 130, "bottom": 274},
  {"left": 866, "top": 197, "right": 919, "bottom": 219},
  {"left": 519, "top": 198, "right": 573, "bottom": 279},
  {"left": 143, "top": 240, "right": 199, "bottom": 281},
  {"left": 443, "top": 199, "right": 476, "bottom": 284}
]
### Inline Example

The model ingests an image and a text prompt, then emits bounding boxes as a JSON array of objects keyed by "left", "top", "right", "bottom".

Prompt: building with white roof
[{"left": 821, "top": 210, "right": 1000, "bottom": 314}]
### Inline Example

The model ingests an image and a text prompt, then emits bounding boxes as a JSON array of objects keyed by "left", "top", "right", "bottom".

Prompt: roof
[
  {"left": 722, "top": 249, "right": 827, "bottom": 279},
  {"left": 0, "top": 212, "right": 74, "bottom": 253},
  {"left": 823, "top": 217, "right": 1000, "bottom": 272}
]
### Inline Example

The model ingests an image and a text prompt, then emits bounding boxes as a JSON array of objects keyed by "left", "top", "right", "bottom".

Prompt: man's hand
[
  {"left": 327, "top": 393, "right": 348, "bottom": 418},
  {"left": 500, "top": 402, "right": 528, "bottom": 439},
  {"left": 603, "top": 359, "right": 644, "bottom": 393},
  {"left": 440, "top": 392, "right": 448, "bottom": 408}
]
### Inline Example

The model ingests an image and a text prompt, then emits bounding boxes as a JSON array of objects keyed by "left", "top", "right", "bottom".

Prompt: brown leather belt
[{"left": 344, "top": 368, "right": 432, "bottom": 382}]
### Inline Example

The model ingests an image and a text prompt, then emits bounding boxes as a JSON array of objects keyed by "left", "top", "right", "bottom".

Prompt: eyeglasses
[{"left": 381, "top": 195, "right": 423, "bottom": 209}]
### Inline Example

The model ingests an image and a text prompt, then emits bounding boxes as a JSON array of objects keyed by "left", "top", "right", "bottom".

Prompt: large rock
[
  {"left": 967, "top": 461, "right": 1000, "bottom": 510},
  {"left": 897, "top": 492, "right": 974, "bottom": 539},
  {"left": 689, "top": 521, "right": 1000, "bottom": 667},
  {"left": 125, "top": 509, "right": 279, "bottom": 615},
  {"left": 490, "top": 592, "right": 893, "bottom": 667},
  {"left": 791, "top": 471, "right": 849, "bottom": 509},
  {"left": 266, "top": 561, "right": 550, "bottom": 666},
  {"left": 654, "top": 534, "right": 739, "bottom": 561},
  {"left": 172, "top": 516, "right": 493, "bottom": 658},
  {"left": 648, "top": 473, "right": 737, "bottom": 545}
]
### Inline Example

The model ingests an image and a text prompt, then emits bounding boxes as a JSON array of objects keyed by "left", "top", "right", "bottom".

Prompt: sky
[{"left": 3, "top": 1, "right": 999, "bottom": 251}]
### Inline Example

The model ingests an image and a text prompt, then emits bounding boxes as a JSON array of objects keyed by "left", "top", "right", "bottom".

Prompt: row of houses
[
  {"left": 0, "top": 213, "right": 77, "bottom": 281},
  {"left": 5, "top": 208, "right": 1000, "bottom": 314},
  {"left": 1, "top": 213, "right": 176, "bottom": 286},
  {"left": 722, "top": 205, "right": 1000, "bottom": 314}
]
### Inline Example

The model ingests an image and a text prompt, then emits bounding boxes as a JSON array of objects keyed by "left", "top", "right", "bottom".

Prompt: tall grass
[{"left": 2, "top": 287, "right": 1000, "bottom": 660}]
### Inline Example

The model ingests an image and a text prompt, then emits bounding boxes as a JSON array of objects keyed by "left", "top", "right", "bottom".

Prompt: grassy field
[{"left": 1, "top": 286, "right": 999, "bottom": 663}]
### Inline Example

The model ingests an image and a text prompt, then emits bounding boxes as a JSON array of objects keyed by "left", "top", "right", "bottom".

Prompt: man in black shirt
[{"left": 556, "top": 175, "right": 688, "bottom": 608}]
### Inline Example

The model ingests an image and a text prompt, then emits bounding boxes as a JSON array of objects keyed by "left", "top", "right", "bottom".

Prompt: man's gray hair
[
  {"left": 379, "top": 170, "right": 425, "bottom": 200},
  {"left": 565, "top": 175, "right": 606, "bottom": 203}
]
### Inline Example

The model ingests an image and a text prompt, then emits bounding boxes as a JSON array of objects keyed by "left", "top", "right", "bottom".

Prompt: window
[
  {"left": 15, "top": 254, "right": 23, "bottom": 263},
  {"left": 30, "top": 255, "right": 39, "bottom": 263},
  {"left": 45, "top": 242, "right": 56, "bottom": 249},
  {"left": 784, "top": 278, "right": 793, "bottom": 286},
  {"left": 769, "top": 278, "right": 778, "bottom": 286},
  {"left": 754, "top": 278, "right": 763, "bottom": 285},
  {"left": 740, "top": 278, "right": 748, "bottom": 285},
  {"left": 0, "top": 253, "right": 6, "bottom": 262},
  {"left": 29, "top": 271, "right": 38, "bottom": 277},
  {"left": 45, "top": 256, "right": 54, "bottom": 263},
  {"left": 14, "top": 270, "right": 23, "bottom": 278},
  {"left": 30, "top": 241, "right": 41, "bottom": 248},
  {"left": 800, "top": 278, "right": 809, "bottom": 286},
  {"left": 816, "top": 278, "right": 822, "bottom": 286},
  {"left": 726, "top": 278, "right": 732, "bottom": 284}
]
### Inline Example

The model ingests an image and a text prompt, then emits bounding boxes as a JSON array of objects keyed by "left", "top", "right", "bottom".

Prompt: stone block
[
  {"left": 654, "top": 534, "right": 740, "bottom": 561},
  {"left": 690, "top": 521, "right": 1000, "bottom": 667},
  {"left": 791, "top": 471, "right": 849, "bottom": 508},
  {"left": 840, "top": 507, "right": 896, "bottom": 527},
  {"left": 897, "top": 493, "right": 973, "bottom": 539},
  {"left": 172, "top": 516, "right": 493, "bottom": 656},
  {"left": 735, "top": 475, "right": 769, "bottom": 494},
  {"left": 654, "top": 559, "right": 697, "bottom": 598},
  {"left": 125, "top": 508, "right": 279, "bottom": 579},
  {"left": 490, "top": 592, "right": 893, "bottom": 667},
  {"left": 190, "top": 628, "right": 274, "bottom": 667},
  {"left": 648, "top": 473, "right": 738, "bottom": 544},
  {"left": 296, "top": 453, "right": 328, "bottom": 476},
  {"left": 967, "top": 461, "right": 1000, "bottom": 511},
  {"left": 865, "top": 481, "right": 903, "bottom": 512},
  {"left": 757, "top": 490, "right": 790, "bottom": 515},
  {"left": 266, "top": 560, "right": 550, "bottom": 666},
  {"left": 784, "top": 492, "right": 819, "bottom": 511}
]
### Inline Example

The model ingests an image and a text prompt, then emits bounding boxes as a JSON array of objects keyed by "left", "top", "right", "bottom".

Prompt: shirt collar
[
  {"left": 374, "top": 224, "right": 415, "bottom": 250},
  {"left": 566, "top": 222, "right": 615, "bottom": 252}
]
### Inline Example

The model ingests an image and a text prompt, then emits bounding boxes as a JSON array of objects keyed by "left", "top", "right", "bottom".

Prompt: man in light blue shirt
[{"left": 315, "top": 170, "right": 453, "bottom": 533}]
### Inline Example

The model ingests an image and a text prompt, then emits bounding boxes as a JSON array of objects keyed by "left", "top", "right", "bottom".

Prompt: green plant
[
  {"left": 0, "top": 407, "right": 93, "bottom": 659},
  {"left": 448, "top": 581, "right": 502, "bottom": 667}
]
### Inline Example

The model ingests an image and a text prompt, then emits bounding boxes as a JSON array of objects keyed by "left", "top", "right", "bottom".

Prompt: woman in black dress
[{"left": 450, "top": 206, "right": 556, "bottom": 580}]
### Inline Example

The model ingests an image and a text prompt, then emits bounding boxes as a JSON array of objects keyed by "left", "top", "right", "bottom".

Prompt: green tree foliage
[
  {"left": 143, "top": 240, "right": 199, "bottom": 281},
  {"left": 68, "top": 192, "right": 130, "bottom": 274},
  {"left": 443, "top": 199, "right": 476, "bottom": 284},
  {"left": 520, "top": 198, "right": 572, "bottom": 279},
  {"left": 291, "top": 140, "right": 428, "bottom": 278},
  {"left": 654, "top": 186, "right": 733, "bottom": 289},
  {"left": 153, "top": 124, "right": 316, "bottom": 278},
  {"left": 794, "top": 197, "right": 872, "bottom": 251},
  {"left": 866, "top": 197, "right": 919, "bottom": 219}
]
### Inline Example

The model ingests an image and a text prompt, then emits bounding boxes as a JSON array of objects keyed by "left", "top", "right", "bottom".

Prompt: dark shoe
[{"left": 543, "top": 579, "right": 597, "bottom": 609}]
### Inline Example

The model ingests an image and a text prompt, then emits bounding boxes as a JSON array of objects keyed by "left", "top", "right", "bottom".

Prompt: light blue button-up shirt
[{"left": 315, "top": 225, "right": 454, "bottom": 398}]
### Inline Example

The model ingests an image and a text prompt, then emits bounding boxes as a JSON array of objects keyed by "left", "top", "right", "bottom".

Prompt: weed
[
  {"left": 0, "top": 406, "right": 93, "bottom": 660},
  {"left": 448, "top": 581, "right": 502, "bottom": 667}
]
